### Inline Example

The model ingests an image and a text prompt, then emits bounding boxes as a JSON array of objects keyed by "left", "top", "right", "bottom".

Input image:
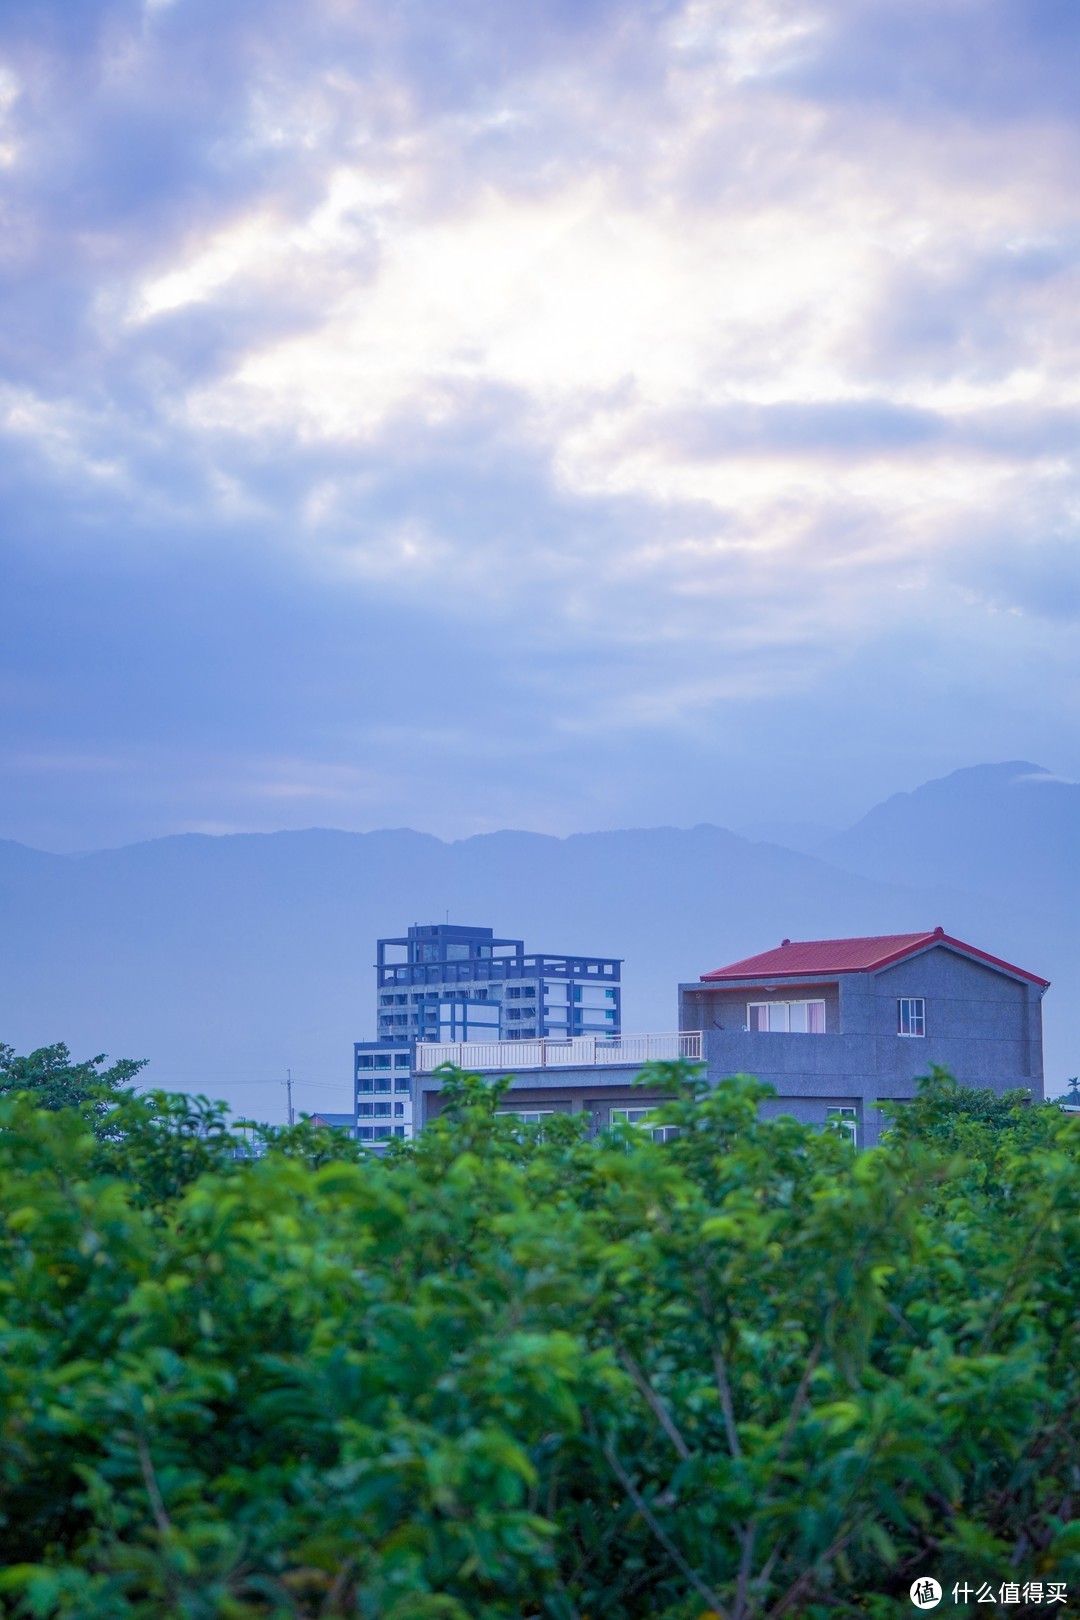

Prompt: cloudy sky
[{"left": 2, "top": 0, "right": 1079, "bottom": 852}]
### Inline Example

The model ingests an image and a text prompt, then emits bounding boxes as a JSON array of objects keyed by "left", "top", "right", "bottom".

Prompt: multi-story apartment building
[
  {"left": 373, "top": 923, "right": 621, "bottom": 1044},
  {"left": 353, "top": 922, "right": 622, "bottom": 1145}
]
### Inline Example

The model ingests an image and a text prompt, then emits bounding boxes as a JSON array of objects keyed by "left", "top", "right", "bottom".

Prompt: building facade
[
  {"left": 679, "top": 929, "right": 1049, "bottom": 1147},
  {"left": 413, "top": 1031, "right": 702, "bottom": 1134},
  {"left": 375, "top": 923, "right": 621, "bottom": 1044},
  {"left": 354, "top": 922, "right": 623, "bottom": 1145}
]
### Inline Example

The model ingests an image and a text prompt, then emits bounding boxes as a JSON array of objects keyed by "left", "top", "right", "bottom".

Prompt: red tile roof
[{"left": 699, "top": 929, "right": 1049, "bottom": 987}]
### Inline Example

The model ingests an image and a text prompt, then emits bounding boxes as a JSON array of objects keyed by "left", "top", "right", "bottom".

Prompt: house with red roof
[{"left": 679, "top": 928, "right": 1049, "bottom": 1146}]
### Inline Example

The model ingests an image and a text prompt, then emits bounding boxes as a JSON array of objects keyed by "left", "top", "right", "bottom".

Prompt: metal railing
[{"left": 415, "top": 1031, "right": 702, "bottom": 1074}]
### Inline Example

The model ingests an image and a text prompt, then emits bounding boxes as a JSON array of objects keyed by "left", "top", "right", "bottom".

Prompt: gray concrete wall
[
  {"left": 871, "top": 950, "right": 1042, "bottom": 1098},
  {"left": 679, "top": 943, "right": 1045, "bottom": 1145},
  {"left": 417, "top": 1061, "right": 675, "bottom": 1130}
]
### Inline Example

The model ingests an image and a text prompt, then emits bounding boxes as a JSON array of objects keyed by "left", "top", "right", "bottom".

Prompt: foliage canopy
[{"left": 1, "top": 1056, "right": 1078, "bottom": 1617}]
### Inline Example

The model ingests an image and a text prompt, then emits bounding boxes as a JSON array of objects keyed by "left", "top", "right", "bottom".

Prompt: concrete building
[
  {"left": 679, "top": 929, "right": 1049, "bottom": 1147},
  {"left": 374, "top": 923, "right": 622, "bottom": 1044},
  {"left": 413, "top": 1030, "right": 702, "bottom": 1134},
  {"left": 354, "top": 922, "right": 623, "bottom": 1145}
]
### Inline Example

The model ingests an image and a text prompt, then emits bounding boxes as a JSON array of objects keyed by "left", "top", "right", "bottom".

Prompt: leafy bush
[{"left": 1, "top": 1058, "right": 1078, "bottom": 1617}]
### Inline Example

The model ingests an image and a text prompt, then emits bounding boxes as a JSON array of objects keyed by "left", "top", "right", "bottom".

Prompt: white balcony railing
[{"left": 415, "top": 1031, "right": 702, "bottom": 1074}]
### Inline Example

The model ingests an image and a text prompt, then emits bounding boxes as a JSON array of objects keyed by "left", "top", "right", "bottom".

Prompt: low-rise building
[
  {"left": 679, "top": 928, "right": 1049, "bottom": 1146},
  {"left": 413, "top": 1030, "right": 702, "bottom": 1134}
]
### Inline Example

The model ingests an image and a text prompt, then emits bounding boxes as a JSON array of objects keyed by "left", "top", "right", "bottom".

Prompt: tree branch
[
  {"left": 711, "top": 1344, "right": 743, "bottom": 1461},
  {"left": 618, "top": 1347, "right": 692, "bottom": 1461},
  {"left": 604, "top": 1442, "right": 731, "bottom": 1620}
]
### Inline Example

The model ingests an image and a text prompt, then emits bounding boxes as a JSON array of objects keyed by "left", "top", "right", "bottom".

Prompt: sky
[{"left": 2, "top": 0, "right": 1079, "bottom": 852}]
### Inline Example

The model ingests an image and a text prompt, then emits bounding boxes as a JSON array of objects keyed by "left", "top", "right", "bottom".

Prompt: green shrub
[{"left": 1, "top": 1058, "right": 1078, "bottom": 1617}]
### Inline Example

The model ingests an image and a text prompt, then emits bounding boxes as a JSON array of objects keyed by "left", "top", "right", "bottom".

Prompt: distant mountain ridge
[
  {"left": 821, "top": 762, "right": 1079, "bottom": 906},
  {"left": 1, "top": 764, "right": 1075, "bottom": 1121}
]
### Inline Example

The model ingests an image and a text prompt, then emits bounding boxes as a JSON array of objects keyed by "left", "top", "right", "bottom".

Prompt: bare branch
[
  {"left": 604, "top": 1442, "right": 731, "bottom": 1620},
  {"left": 711, "top": 1344, "right": 743, "bottom": 1461},
  {"left": 618, "top": 1347, "right": 692, "bottom": 1461},
  {"left": 136, "top": 1430, "right": 172, "bottom": 1539}
]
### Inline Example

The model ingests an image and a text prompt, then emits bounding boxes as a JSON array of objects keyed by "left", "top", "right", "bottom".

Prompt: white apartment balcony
[{"left": 415, "top": 1031, "right": 702, "bottom": 1074}]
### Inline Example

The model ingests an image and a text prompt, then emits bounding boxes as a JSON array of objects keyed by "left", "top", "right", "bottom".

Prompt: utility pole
[{"left": 284, "top": 1068, "right": 294, "bottom": 1127}]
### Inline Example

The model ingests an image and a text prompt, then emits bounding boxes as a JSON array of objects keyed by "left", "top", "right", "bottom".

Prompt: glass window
[
  {"left": 610, "top": 1107, "right": 678, "bottom": 1143},
  {"left": 827, "top": 1107, "right": 858, "bottom": 1147},
  {"left": 394, "top": 1126, "right": 405, "bottom": 1138},
  {"left": 748, "top": 1000, "right": 825, "bottom": 1033},
  {"left": 374, "top": 1102, "right": 391, "bottom": 1117},
  {"left": 898, "top": 997, "right": 926, "bottom": 1037},
  {"left": 358, "top": 1104, "right": 373, "bottom": 1117},
  {"left": 359, "top": 1127, "right": 374, "bottom": 1141},
  {"left": 357, "top": 1076, "right": 373, "bottom": 1093},
  {"left": 394, "top": 1078, "right": 410, "bottom": 1093},
  {"left": 394, "top": 1054, "right": 410, "bottom": 1068},
  {"left": 374, "top": 1126, "right": 392, "bottom": 1139},
  {"left": 357, "top": 1055, "right": 373, "bottom": 1068},
  {"left": 374, "top": 1076, "right": 392, "bottom": 1093},
  {"left": 394, "top": 1102, "right": 404, "bottom": 1118},
  {"left": 375, "top": 1055, "right": 391, "bottom": 1069}
]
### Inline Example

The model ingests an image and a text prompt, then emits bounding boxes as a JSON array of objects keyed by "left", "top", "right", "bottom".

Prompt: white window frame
[
  {"left": 827, "top": 1107, "right": 858, "bottom": 1148},
  {"left": 897, "top": 997, "right": 926, "bottom": 1037},
  {"left": 747, "top": 999, "right": 826, "bottom": 1034},
  {"left": 610, "top": 1106, "right": 679, "bottom": 1143}
]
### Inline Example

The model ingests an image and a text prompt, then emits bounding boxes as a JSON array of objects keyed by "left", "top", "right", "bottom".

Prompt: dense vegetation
[{"left": 1, "top": 1045, "right": 1079, "bottom": 1618}]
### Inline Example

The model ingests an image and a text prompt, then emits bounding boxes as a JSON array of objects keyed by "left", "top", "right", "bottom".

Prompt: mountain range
[{"left": 1, "top": 762, "right": 1075, "bottom": 1122}]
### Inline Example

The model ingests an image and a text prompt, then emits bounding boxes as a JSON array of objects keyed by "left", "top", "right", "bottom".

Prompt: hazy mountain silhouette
[
  {"left": 822, "top": 763, "right": 1079, "bottom": 906},
  {"left": 1, "top": 765, "right": 1075, "bottom": 1121}
]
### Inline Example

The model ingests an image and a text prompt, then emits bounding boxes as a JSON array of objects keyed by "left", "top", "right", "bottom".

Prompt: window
[
  {"left": 496, "top": 1109, "right": 554, "bottom": 1124},
  {"left": 374, "top": 1076, "right": 391, "bottom": 1093},
  {"left": 357, "top": 1077, "right": 373, "bottom": 1093},
  {"left": 394, "top": 1054, "right": 410, "bottom": 1068},
  {"left": 374, "top": 1055, "right": 391, "bottom": 1069},
  {"left": 374, "top": 1101, "right": 391, "bottom": 1117},
  {"left": 506, "top": 986, "right": 521, "bottom": 998},
  {"left": 610, "top": 1107, "right": 679, "bottom": 1143},
  {"left": 357, "top": 1055, "right": 373, "bottom": 1069},
  {"left": 394, "top": 1126, "right": 405, "bottom": 1138},
  {"left": 827, "top": 1107, "right": 857, "bottom": 1148},
  {"left": 394, "top": 1102, "right": 404, "bottom": 1118},
  {"left": 374, "top": 1125, "right": 392, "bottom": 1139},
  {"left": 898, "top": 997, "right": 926, "bottom": 1037},
  {"left": 748, "top": 1000, "right": 825, "bottom": 1033},
  {"left": 359, "top": 1127, "right": 373, "bottom": 1141},
  {"left": 394, "top": 1078, "right": 410, "bottom": 1093},
  {"left": 358, "top": 1104, "right": 373, "bottom": 1117}
]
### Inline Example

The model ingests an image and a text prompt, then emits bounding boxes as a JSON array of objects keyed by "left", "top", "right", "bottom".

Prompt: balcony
[{"left": 415, "top": 1031, "right": 702, "bottom": 1074}]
